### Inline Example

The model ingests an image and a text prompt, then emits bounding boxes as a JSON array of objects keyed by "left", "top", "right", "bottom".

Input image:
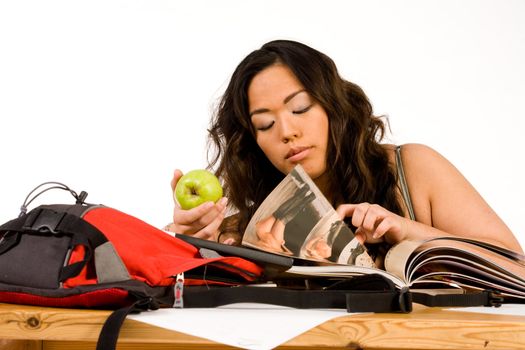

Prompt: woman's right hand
[{"left": 166, "top": 169, "right": 228, "bottom": 241}]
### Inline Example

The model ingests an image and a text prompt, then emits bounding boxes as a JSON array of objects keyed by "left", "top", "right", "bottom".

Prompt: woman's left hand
[{"left": 336, "top": 203, "right": 410, "bottom": 245}]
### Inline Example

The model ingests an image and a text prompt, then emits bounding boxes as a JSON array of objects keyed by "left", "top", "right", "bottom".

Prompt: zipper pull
[{"left": 173, "top": 272, "right": 184, "bottom": 308}]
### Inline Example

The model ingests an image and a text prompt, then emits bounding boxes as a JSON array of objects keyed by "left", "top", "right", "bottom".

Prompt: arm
[{"left": 337, "top": 144, "right": 523, "bottom": 253}]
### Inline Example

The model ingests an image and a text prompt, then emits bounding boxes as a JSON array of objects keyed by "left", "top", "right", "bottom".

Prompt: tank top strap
[{"left": 395, "top": 145, "right": 416, "bottom": 221}]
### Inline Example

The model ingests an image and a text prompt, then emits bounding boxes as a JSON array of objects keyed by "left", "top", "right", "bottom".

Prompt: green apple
[{"left": 174, "top": 169, "right": 223, "bottom": 210}]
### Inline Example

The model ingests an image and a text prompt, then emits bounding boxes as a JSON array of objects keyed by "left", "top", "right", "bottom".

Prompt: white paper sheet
[
  {"left": 447, "top": 303, "right": 525, "bottom": 316},
  {"left": 128, "top": 303, "right": 350, "bottom": 350}
]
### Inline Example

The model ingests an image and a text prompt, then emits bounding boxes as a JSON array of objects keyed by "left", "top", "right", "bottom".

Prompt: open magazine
[
  {"left": 242, "top": 164, "right": 376, "bottom": 268},
  {"left": 242, "top": 165, "right": 525, "bottom": 300}
]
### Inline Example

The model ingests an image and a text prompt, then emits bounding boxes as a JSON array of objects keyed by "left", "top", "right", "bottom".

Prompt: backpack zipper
[{"left": 173, "top": 272, "right": 184, "bottom": 308}]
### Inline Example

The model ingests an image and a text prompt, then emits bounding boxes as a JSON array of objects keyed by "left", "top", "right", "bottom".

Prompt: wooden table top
[{"left": 1, "top": 302, "right": 525, "bottom": 349}]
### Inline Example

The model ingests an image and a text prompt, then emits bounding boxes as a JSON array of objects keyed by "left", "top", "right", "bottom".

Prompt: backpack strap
[
  {"left": 179, "top": 273, "right": 411, "bottom": 312},
  {"left": 96, "top": 297, "right": 158, "bottom": 350},
  {"left": 181, "top": 286, "right": 504, "bottom": 312},
  {"left": 412, "top": 290, "right": 504, "bottom": 308},
  {"left": 182, "top": 285, "right": 413, "bottom": 313}
]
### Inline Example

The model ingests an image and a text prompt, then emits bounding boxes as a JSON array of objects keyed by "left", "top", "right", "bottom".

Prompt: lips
[{"left": 285, "top": 146, "right": 311, "bottom": 162}]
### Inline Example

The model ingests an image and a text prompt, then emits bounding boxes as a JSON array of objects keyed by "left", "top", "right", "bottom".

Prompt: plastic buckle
[
  {"left": 23, "top": 208, "right": 67, "bottom": 234},
  {"left": 484, "top": 290, "right": 504, "bottom": 308}
]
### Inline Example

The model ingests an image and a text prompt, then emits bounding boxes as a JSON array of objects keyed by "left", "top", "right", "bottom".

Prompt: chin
[
  {"left": 301, "top": 164, "right": 326, "bottom": 180},
  {"left": 281, "top": 160, "right": 326, "bottom": 180}
]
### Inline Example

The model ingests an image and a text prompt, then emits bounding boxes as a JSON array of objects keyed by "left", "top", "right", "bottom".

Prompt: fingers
[
  {"left": 175, "top": 197, "right": 227, "bottom": 224},
  {"left": 336, "top": 203, "right": 357, "bottom": 221},
  {"left": 170, "top": 197, "right": 228, "bottom": 240},
  {"left": 353, "top": 227, "right": 366, "bottom": 245},
  {"left": 170, "top": 169, "right": 184, "bottom": 194},
  {"left": 373, "top": 216, "right": 398, "bottom": 239},
  {"left": 191, "top": 205, "right": 226, "bottom": 240},
  {"left": 336, "top": 202, "right": 406, "bottom": 244},
  {"left": 337, "top": 202, "right": 379, "bottom": 231},
  {"left": 222, "top": 238, "right": 236, "bottom": 245}
]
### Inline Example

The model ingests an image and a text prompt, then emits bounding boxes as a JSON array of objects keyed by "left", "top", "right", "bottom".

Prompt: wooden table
[{"left": 1, "top": 302, "right": 525, "bottom": 349}]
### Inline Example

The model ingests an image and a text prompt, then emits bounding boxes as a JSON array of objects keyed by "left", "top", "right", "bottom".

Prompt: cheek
[
  {"left": 256, "top": 135, "right": 276, "bottom": 160},
  {"left": 311, "top": 114, "right": 330, "bottom": 150},
  {"left": 256, "top": 135, "right": 287, "bottom": 171}
]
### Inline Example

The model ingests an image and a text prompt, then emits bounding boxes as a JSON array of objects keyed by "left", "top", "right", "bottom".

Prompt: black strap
[
  {"left": 182, "top": 286, "right": 505, "bottom": 313},
  {"left": 96, "top": 298, "right": 154, "bottom": 350},
  {"left": 183, "top": 286, "right": 413, "bottom": 313},
  {"left": 57, "top": 213, "right": 107, "bottom": 281},
  {"left": 412, "top": 290, "right": 503, "bottom": 308}
]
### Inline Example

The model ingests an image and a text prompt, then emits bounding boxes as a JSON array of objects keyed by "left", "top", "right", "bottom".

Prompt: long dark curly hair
[{"left": 208, "top": 40, "right": 403, "bottom": 235}]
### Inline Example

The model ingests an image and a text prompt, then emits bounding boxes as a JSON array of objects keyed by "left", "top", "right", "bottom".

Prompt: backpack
[{"left": 0, "top": 182, "right": 264, "bottom": 350}]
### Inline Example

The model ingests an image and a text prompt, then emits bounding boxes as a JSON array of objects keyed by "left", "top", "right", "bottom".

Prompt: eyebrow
[{"left": 249, "top": 89, "right": 306, "bottom": 117}]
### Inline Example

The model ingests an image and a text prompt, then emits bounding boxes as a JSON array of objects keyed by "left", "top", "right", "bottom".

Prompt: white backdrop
[{"left": 1, "top": 0, "right": 524, "bottom": 247}]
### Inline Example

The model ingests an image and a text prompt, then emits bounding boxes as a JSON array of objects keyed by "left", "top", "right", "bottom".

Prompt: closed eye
[
  {"left": 256, "top": 121, "right": 274, "bottom": 131},
  {"left": 292, "top": 105, "right": 313, "bottom": 114}
]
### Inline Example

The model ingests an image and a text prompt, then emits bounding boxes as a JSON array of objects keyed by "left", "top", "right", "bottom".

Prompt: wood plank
[
  {"left": 0, "top": 303, "right": 223, "bottom": 346},
  {"left": 0, "top": 303, "right": 108, "bottom": 342},
  {"left": 2, "top": 303, "right": 525, "bottom": 349},
  {"left": 0, "top": 340, "right": 42, "bottom": 350},
  {"left": 42, "top": 341, "right": 235, "bottom": 350},
  {"left": 283, "top": 305, "right": 525, "bottom": 349}
]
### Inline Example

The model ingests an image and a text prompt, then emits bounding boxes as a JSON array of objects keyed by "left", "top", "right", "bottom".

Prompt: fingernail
[{"left": 219, "top": 197, "right": 228, "bottom": 206}]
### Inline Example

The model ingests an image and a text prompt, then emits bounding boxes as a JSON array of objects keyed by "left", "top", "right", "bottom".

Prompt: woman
[{"left": 165, "top": 39, "right": 523, "bottom": 258}]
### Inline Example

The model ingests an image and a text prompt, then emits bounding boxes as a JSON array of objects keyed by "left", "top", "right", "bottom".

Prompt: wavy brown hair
[{"left": 208, "top": 40, "right": 403, "bottom": 235}]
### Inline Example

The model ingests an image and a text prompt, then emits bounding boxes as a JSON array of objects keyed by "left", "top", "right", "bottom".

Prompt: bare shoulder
[
  {"left": 386, "top": 143, "right": 522, "bottom": 252},
  {"left": 397, "top": 143, "right": 457, "bottom": 178},
  {"left": 399, "top": 143, "right": 446, "bottom": 162},
  {"left": 384, "top": 143, "right": 450, "bottom": 173},
  {"left": 392, "top": 143, "right": 465, "bottom": 224}
]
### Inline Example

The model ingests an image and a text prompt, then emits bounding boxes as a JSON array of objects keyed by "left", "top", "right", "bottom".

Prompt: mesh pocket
[{"left": 0, "top": 232, "right": 71, "bottom": 289}]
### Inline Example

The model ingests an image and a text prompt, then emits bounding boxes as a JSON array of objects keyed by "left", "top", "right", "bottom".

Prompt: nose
[{"left": 279, "top": 115, "right": 302, "bottom": 143}]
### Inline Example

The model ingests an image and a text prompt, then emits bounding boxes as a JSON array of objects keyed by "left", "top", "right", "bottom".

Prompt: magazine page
[
  {"left": 408, "top": 238, "right": 525, "bottom": 283},
  {"left": 283, "top": 264, "right": 407, "bottom": 288},
  {"left": 407, "top": 256, "right": 525, "bottom": 296},
  {"left": 383, "top": 240, "right": 423, "bottom": 282},
  {"left": 385, "top": 236, "right": 525, "bottom": 295},
  {"left": 408, "top": 248, "right": 525, "bottom": 286},
  {"left": 242, "top": 165, "right": 375, "bottom": 268},
  {"left": 439, "top": 237, "right": 525, "bottom": 264}
]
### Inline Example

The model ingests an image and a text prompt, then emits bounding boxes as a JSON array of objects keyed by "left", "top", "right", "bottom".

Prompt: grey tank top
[{"left": 395, "top": 145, "right": 416, "bottom": 220}]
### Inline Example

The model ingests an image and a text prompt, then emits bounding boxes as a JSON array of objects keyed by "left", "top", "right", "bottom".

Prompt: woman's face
[{"left": 248, "top": 64, "right": 329, "bottom": 182}]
